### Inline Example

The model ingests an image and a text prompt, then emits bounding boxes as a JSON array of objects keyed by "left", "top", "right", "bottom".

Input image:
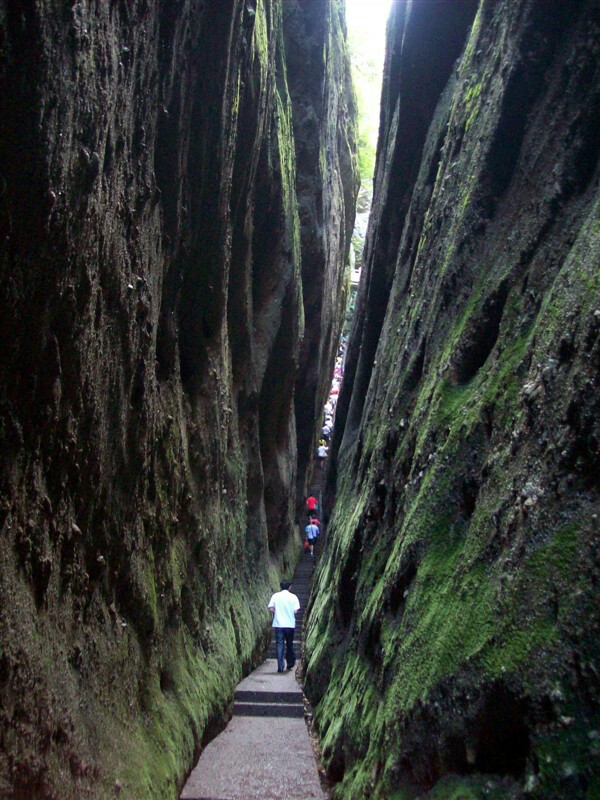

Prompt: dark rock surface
[
  {"left": 0, "top": 1, "right": 356, "bottom": 797},
  {"left": 306, "top": 1, "right": 600, "bottom": 798},
  {"left": 283, "top": 0, "right": 359, "bottom": 507}
]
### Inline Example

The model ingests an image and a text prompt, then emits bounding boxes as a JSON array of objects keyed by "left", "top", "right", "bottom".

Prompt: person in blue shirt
[{"left": 304, "top": 521, "right": 319, "bottom": 556}]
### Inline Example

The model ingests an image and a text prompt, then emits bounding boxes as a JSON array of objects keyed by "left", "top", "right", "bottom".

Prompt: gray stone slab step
[
  {"left": 234, "top": 690, "right": 302, "bottom": 704},
  {"left": 180, "top": 661, "right": 326, "bottom": 800},
  {"left": 233, "top": 703, "right": 304, "bottom": 718}
]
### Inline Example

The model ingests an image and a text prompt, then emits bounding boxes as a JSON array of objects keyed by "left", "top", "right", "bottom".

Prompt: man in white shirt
[
  {"left": 317, "top": 443, "right": 328, "bottom": 469},
  {"left": 268, "top": 581, "right": 300, "bottom": 673}
]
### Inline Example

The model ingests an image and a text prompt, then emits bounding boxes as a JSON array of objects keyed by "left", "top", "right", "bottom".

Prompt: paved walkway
[{"left": 180, "top": 550, "right": 325, "bottom": 800}]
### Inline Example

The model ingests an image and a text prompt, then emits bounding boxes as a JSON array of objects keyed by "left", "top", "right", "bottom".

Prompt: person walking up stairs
[{"left": 180, "top": 542, "right": 324, "bottom": 800}]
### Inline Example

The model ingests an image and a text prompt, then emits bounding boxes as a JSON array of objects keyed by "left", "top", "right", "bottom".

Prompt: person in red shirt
[{"left": 305, "top": 495, "right": 318, "bottom": 518}]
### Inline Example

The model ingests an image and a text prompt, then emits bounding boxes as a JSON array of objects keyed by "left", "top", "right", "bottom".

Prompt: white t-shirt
[
  {"left": 317, "top": 445, "right": 328, "bottom": 458},
  {"left": 268, "top": 589, "right": 300, "bottom": 628}
]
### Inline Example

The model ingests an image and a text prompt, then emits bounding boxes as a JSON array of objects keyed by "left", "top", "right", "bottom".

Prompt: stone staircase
[
  {"left": 266, "top": 552, "right": 315, "bottom": 661},
  {"left": 180, "top": 544, "right": 324, "bottom": 800},
  {"left": 180, "top": 471, "right": 327, "bottom": 799}
]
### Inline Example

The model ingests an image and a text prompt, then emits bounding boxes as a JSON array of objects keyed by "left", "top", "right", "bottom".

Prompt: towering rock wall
[
  {"left": 283, "top": 0, "right": 359, "bottom": 503},
  {"left": 306, "top": 1, "right": 600, "bottom": 797},
  {"left": 0, "top": 1, "right": 356, "bottom": 797}
]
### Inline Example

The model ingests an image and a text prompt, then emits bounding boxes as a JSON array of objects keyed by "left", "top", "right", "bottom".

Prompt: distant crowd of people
[
  {"left": 270, "top": 338, "right": 348, "bottom": 673},
  {"left": 315, "top": 336, "right": 347, "bottom": 470},
  {"left": 268, "top": 336, "right": 346, "bottom": 673},
  {"left": 302, "top": 336, "right": 348, "bottom": 558}
]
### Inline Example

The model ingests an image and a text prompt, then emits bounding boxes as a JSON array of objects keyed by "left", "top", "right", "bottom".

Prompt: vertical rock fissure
[{"left": 284, "top": 0, "right": 359, "bottom": 511}]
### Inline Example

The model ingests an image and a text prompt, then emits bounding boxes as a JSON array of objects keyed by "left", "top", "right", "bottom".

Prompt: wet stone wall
[
  {"left": 0, "top": 1, "right": 356, "bottom": 797},
  {"left": 306, "top": 1, "right": 600, "bottom": 797}
]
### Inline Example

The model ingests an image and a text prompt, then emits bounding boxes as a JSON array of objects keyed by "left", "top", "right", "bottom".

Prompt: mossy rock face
[
  {"left": 0, "top": 0, "right": 357, "bottom": 797},
  {"left": 306, "top": 0, "right": 600, "bottom": 798}
]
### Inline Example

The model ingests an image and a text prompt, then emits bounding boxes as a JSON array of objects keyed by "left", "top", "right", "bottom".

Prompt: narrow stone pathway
[
  {"left": 180, "top": 544, "right": 324, "bottom": 800},
  {"left": 304, "top": 472, "right": 326, "bottom": 564}
]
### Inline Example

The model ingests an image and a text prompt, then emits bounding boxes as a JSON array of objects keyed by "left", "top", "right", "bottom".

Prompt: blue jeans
[{"left": 275, "top": 627, "right": 295, "bottom": 671}]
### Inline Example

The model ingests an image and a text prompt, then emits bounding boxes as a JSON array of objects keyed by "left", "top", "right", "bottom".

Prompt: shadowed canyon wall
[
  {"left": 0, "top": 1, "right": 356, "bottom": 797},
  {"left": 306, "top": 0, "right": 600, "bottom": 798},
  {"left": 283, "top": 0, "right": 359, "bottom": 503}
]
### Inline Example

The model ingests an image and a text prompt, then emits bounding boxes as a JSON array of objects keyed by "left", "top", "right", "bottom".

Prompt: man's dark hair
[{"left": 280, "top": 580, "right": 291, "bottom": 590}]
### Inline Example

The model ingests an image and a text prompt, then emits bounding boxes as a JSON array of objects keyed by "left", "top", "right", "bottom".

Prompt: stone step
[
  {"left": 233, "top": 703, "right": 304, "bottom": 718},
  {"left": 268, "top": 628, "right": 304, "bottom": 641},
  {"left": 180, "top": 536, "right": 324, "bottom": 800},
  {"left": 267, "top": 641, "right": 302, "bottom": 653},
  {"left": 234, "top": 690, "right": 302, "bottom": 704},
  {"left": 267, "top": 646, "right": 301, "bottom": 657},
  {"left": 179, "top": 661, "right": 324, "bottom": 800}
]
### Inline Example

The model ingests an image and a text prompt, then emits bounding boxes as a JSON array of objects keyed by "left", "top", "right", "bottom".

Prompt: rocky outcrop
[
  {"left": 0, "top": 1, "right": 356, "bottom": 797},
  {"left": 306, "top": 1, "right": 600, "bottom": 797},
  {"left": 283, "top": 0, "right": 359, "bottom": 504}
]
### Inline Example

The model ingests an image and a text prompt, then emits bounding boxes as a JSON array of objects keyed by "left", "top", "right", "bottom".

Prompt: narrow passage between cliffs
[
  {"left": 178, "top": 0, "right": 389, "bottom": 792},
  {"left": 179, "top": 332, "right": 349, "bottom": 800}
]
